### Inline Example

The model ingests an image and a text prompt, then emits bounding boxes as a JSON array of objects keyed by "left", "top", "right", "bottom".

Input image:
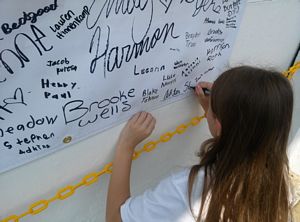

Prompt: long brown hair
[{"left": 188, "top": 66, "right": 294, "bottom": 222}]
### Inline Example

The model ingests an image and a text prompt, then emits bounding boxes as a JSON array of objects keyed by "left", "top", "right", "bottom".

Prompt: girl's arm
[{"left": 106, "top": 112, "right": 156, "bottom": 222}]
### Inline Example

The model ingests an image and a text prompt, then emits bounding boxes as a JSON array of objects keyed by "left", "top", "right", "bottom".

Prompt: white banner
[{"left": 0, "top": 0, "right": 245, "bottom": 173}]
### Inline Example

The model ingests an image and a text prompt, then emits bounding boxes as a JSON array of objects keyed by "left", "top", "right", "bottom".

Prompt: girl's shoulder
[
  {"left": 120, "top": 167, "right": 205, "bottom": 222},
  {"left": 170, "top": 167, "right": 206, "bottom": 216},
  {"left": 169, "top": 167, "right": 205, "bottom": 190},
  {"left": 289, "top": 171, "right": 300, "bottom": 207}
]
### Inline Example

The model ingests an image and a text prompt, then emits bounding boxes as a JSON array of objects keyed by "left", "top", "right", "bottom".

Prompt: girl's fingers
[
  {"left": 199, "top": 81, "right": 213, "bottom": 89},
  {"left": 129, "top": 112, "right": 155, "bottom": 133},
  {"left": 137, "top": 112, "right": 156, "bottom": 133},
  {"left": 136, "top": 111, "right": 148, "bottom": 125},
  {"left": 148, "top": 116, "right": 156, "bottom": 131},
  {"left": 195, "top": 82, "right": 213, "bottom": 103},
  {"left": 130, "top": 112, "right": 141, "bottom": 124},
  {"left": 196, "top": 82, "right": 213, "bottom": 95},
  {"left": 195, "top": 84, "right": 204, "bottom": 96},
  {"left": 199, "top": 82, "right": 213, "bottom": 90},
  {"left": 144, "top": 113, "right": 154, "bottom": 128},
  {"left": 148, "top": 118, "right": 156, "bottom": 132}
]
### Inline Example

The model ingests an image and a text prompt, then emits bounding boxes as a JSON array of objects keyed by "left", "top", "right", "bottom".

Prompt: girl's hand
[
  {"left": 117, "top": 112, "right": 156, "bottom": 151},
  {"left": 195, "top": 82, "right": 213, "bottom": 113}
]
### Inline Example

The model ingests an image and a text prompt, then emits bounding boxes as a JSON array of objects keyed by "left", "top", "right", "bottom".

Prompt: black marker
[{"left": 189, "top": 86, "right": 211, "bottom": 96}]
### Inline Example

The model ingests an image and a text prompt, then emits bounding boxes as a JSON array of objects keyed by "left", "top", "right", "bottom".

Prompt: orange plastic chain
[
  {"left": 283, "top": 61, "right": 300, "bottom": 80},
  {"left": 1, "top": 62, "right": 299, "bottom": 222},
  {"left": 1, "top": 116, "right": 204, "bottom": 222}
]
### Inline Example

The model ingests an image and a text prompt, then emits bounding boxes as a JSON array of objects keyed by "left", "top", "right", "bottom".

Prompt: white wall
[{"left": 1, "top": 1, "right": 300, "bottom": 221}]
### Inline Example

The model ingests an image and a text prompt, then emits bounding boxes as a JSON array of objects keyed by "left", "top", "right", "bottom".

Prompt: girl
[{"left": 106, "top": 66, "right": 294, "bottom": 222}]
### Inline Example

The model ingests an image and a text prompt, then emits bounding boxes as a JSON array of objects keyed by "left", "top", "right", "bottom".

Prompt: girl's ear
[{"left": 215, "top": 118, "right": 222, "bottom": 136}]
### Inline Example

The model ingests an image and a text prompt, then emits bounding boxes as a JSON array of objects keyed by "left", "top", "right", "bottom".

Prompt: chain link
[
  {"left": 283, "top": 61, "right": 300, "bottom": 80},
  {"left": 29, "top": 200, "right": 49, "bottom": 215},
  {"left": 82, "top": 172, "right": 100, "bottom": 186},
  {"left": 56, "top": 185, "right": 76, "bottom": 200},
  {"left": 1, "top": 63, "right": 299, "bottom": 222},
  {"left": 2, "top": 215, "right": 19, "bottom": 222},
  {"left": 143, "top": 141, "right": 158, "bottom": 152}
]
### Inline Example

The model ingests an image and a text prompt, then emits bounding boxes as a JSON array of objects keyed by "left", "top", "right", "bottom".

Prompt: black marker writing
[
  {"left": 86, "top": 0, "right": 150, "bottom": 30},
  {"left": 134, "top": 64, "right": 165, "bottom": 76},
  {"left": 182, "top": 57, "right": 200, "bottom": 77},
  {"left": 0, "top": 114, "right": 58, "bottom": 138},
  {"left": 86, "top": 0, "right": 154, "bottom": 49},
  {"left": 161, "top": 73, "right": 176, "bottom": 88},
  {"left": 0, "top": 25, "right": 53, "bottom": 80},
  {"left": 180, "top": 0, "right": 221, "bottom": 16},
  {"left": 4, "top": 141, "right": 13, "bottom": 149},
  {"left": 1, "top": 0, "right": 58, "bottom": 35},
  {"left": 19, "top": 144, "right": 51, "bottom": 155},
  {"left": 89, "top": 26, "right": 109, "bottom": 77},
  {"left": 62, "top": 89, "right": 135, "bottom": 127},
  {"left": 51, "top": 6, "right": 90, "bottom": 39},
  {"left": 47, "top": 58, "right": 70, "bottom": 67},
  {"left": 163, "top": 88, "right": 181, "bottom": 101},
  {"left": 0, "top": 88, "right": 27, "bottom": 121},
  {"left": 89, "top": 22, "right": 179, "bottom": 78},
  {"left": 159, "top": 0, "right": 173, "bottom": 13},
  {"left": 195, "top": 66, "right": 214, "bottom": 82},
  {"left": 141, "top": 88, "right": 159, "bottom": 103},
  {"left": 16, "top": 132, "right": 55, "bottom": 146},
  {"left": 50, "top": 10, "right": 75, "bottom": 32}
]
